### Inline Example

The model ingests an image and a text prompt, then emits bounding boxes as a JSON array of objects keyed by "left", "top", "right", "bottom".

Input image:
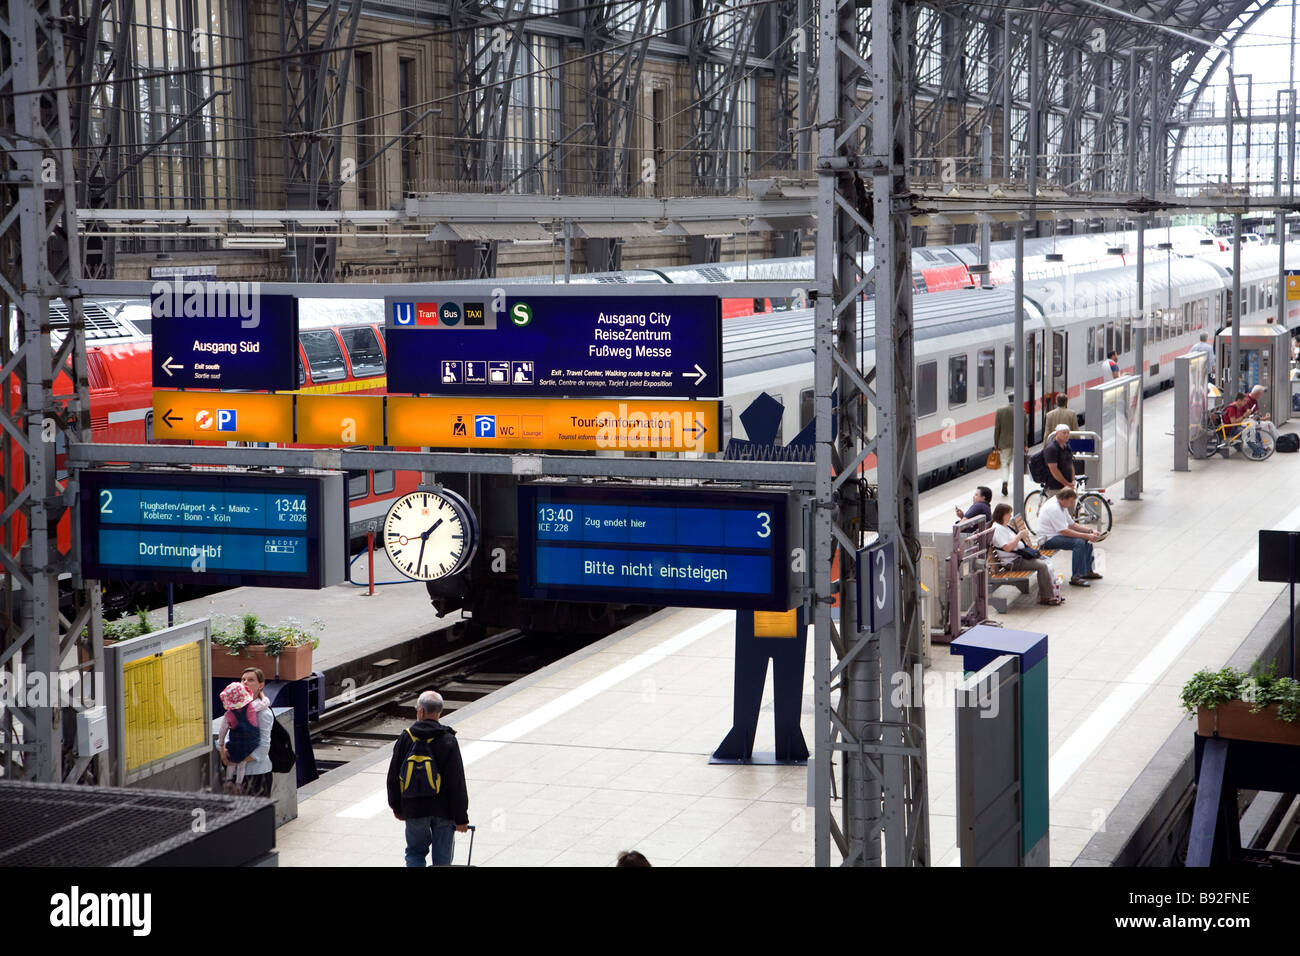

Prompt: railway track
[{"left": 311, "top": 628, "right": 527, "bottom": 737}]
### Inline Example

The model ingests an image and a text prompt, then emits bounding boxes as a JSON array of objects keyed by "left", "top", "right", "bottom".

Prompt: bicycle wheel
[
  {"left": 1239, "top": 423, "right": 1275, "bottom": 461},
  {"left": 1076, "top": 492, "right": 1112, "bottom": 535},
  {"left": 1023, "top": 489, "right": 1045, "bottom": 534}
]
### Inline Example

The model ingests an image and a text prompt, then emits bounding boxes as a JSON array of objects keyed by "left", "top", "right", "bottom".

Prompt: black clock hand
[
  {"left": 416, "top": 534, "right": 428, "bottom": 572},
  {"left": 421, "top": 517, "right": 444, "bottom": 540}
]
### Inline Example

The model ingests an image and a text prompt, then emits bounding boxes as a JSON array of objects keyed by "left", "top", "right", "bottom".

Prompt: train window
[
  {"left": 1104, "top": 323, "right": 1115, "bottom": 357},
  {"left": 772, "top": 393, "right": 784, "bottom": 445},
  {"left": 753, "top": 298, "right": 767, "bottom": 315},
  {"left": 341, "top": 326, "right": 385, "bottom": 377},
  {"left": 298, "top": 355, "right": 306, "bottom": 387},
  {"left": 948, "top": 355, "right": 968, "bottom": 407},
  {"left": 976, "top": 349, "right": 995, "bottom": 400},
  {"left": 1123, "top": 319, "right": 1132, "bottom": 354},
  {"left": 347, "top": 470, "right": 369, "bottom": 499},
  {"left": 722, "top": 406, "right": 733, "bottom": 449},
  {"left": 1086, "top": 328, "right": 1095, "bottom": 365},
  {"left": 1003, "top": 346, "right": 1014, "bottom": 392},
  {"left": 301, "top": 330, "right": 347, "bottom": 382},
  {"left": 373, "top": 469, "right": 395, "bottom": 495},
  {"left": 918, "top": 361, "right": 938, "bottom": 417},
  {"left": 799, "top": 388, "right": 814, "bottom": 431},
  {"left": 131, "top": 317, "right": 152, "bottom": 336}
]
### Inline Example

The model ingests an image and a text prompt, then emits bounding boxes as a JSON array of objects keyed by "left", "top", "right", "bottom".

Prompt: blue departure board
[
  {"left": 80, "top": 471, "right": 345, "bottom": 589},
  {"left": 518, "top": 485, "right": 796, "bottom": 611}
]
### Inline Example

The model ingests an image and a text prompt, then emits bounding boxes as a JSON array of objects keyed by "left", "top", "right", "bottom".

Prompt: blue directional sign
[
  {"left": 80, "top": 470, "right": 344, "bottom": 589},
  {"left": 149, "top": 283, "right": 299, "bottom": 390},
  {"left": 384, "top": 295, "right": 722, "bottom": 398},
  {"left": 518, "top": 485, "right": 796, "bottom": 611}
]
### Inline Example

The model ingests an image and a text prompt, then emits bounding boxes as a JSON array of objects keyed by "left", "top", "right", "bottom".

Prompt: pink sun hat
[{"left": 220, "top": 682, "right": 253, "bottom": 710}]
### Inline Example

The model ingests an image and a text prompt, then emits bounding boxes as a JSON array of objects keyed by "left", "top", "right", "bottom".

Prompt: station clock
[{"left": 382, "top": 487, "right": 479, "bottom": 582}]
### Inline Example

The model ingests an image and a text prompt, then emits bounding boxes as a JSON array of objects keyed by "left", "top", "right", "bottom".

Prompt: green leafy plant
[
  {"left": 93, "top": 607, "right": 158, "bottom": 643},
  {"left": 262, "top": 617, "right": 321, "bottom": 656},
  {"left": 1181, "top": 665, "right": 1300, "bottom": 725}
]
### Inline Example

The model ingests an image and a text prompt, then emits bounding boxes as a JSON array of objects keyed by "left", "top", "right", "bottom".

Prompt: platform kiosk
[{"left": 1216, "top": 324, "right": 1292, "bottom": 424}]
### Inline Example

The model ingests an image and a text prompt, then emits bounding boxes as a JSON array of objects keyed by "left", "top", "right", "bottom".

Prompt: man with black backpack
[{"left": 387, "top": 690, "right": 470, "bottom": 866}]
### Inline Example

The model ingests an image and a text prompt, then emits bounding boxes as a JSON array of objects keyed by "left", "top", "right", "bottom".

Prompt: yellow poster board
[{"left": 121, "top": 641, "right": 207, "bottom": 774}]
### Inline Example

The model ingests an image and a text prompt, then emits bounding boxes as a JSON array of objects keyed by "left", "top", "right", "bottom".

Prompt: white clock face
[{"left": 383, "top": 491, "right": 474, "bottom": 581}]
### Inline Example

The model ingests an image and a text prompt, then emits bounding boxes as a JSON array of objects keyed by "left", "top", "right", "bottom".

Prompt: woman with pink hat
[{"left": 218, "top": 674, "right": 270, "bottom": 795}]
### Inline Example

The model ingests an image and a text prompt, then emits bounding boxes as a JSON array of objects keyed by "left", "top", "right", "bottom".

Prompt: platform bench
[{"left": 987, "top": 549, "right": 1058, "bottom": 612}]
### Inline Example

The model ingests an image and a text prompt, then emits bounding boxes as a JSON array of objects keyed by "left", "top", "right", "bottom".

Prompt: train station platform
[
  {"left": 271, "top": 384, "right": 1300, "bottom": 866},
  {"left": 157, "top": 550, "right": 458, "bottom": 671}
]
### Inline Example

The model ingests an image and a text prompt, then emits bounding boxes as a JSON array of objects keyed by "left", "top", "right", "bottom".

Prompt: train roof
[
  {"left": 721, "top": 288, "right": 1047, "bottom": 378},
  {"left": 1023, "top": 254, "right": 1223, "bottom": 322}
]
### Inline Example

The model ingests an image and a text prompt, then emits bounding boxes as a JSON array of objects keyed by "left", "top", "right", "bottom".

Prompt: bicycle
[
  {"left": 1189, "top": 407, "right": 1275, "bottom": 462},
  {"left": 1023, "top": 474, "right": 1113, "bottom": 536}
]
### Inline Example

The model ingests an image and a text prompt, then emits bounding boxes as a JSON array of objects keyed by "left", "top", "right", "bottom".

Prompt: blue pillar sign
[
  {"left": 855, "top": 540, "right": 896, "bottom": 633},
  {"left": 518, "top": 485, "right": 797, "bottom": 611},
  {"left": 384, "top": 295, "right": 722, "bottom": 398},
  {"left": 149, "top": 282, "right": 299, "bottom": 390}
]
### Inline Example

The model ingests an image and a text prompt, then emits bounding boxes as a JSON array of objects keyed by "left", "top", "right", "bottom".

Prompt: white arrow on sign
[
  {"left": 161, "top": 356, "right": 185, "bottom": 377},
  {"left": 684, "top": 363, "right": 707, "bottom": 385}
]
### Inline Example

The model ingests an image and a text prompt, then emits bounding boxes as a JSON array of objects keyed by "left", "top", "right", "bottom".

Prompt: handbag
[
  {"left": 985, "top": 449, "right": 1001, "bottom": 470},
  {"left": 1016, "top": 545, "right": 1043, "bottom": 560}
]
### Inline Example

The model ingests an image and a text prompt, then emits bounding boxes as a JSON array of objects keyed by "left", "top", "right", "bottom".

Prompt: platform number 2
[
  {"left": 99, "top": 490, "right": 113, "bottom": 514},
  {"left": 756, "top": 511, "right": 771, "bottom": 538}
]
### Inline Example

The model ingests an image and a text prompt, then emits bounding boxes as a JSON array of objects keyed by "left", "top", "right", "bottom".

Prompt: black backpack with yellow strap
[{"left": 399, "top": 729, "right": 442, "bottom": 799}]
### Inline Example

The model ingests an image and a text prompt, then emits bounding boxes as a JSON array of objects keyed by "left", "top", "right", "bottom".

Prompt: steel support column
[
  {"left": 280, "top": 0, "right": 363, "bottom": 283},
  {"left": 0, "top": 1, "right": 100, "bottom": 783},
  {"left": 813, "top": 0, "right": 927, "bottom": 867}
]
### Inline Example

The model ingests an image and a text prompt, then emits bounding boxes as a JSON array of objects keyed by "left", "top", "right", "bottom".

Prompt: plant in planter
[
  {"left": 80, "top": 608, "right": 157, "bottom": 661},
  {"left": 211, "top": 613, "right": 275, "bottom": 678},
  {"left": 263, "top": 618, "right": 321, "bottom": 681},
  {"left": 1181, "top": 665, "right": 1300, "bottom": 746}
]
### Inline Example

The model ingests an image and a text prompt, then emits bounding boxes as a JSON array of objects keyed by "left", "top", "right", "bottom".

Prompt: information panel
[
  {"left": 384, "top": 295, "right": 722, "bottom": 398},
  {"left": 80, "top": 470, "right": 345, "bottom": 589},
  {"left": 150, "top": 284, "right": 299, "bottom": 390},
  {"left": 518, "top": 485, "right": 796, "bottom": 611}
]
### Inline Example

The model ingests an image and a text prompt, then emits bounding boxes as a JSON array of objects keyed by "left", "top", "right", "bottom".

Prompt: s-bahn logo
[
  {"left": 196, "top": 409, "right": 213, "bottom": 430},
  {"left": 510, "top": 302, "right": 533, "bottom": 327}
]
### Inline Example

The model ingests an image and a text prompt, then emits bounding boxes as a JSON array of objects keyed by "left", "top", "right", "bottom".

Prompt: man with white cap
[
  {"left": 1042, "top": 423, "right": 1076, "bottom": 499},
  {"left": 1244, "top": 385, "right": 1280, "bottom": 442}
]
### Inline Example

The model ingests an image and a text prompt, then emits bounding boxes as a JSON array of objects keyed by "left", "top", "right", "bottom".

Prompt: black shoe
[
  {"left": 1001, "top": 481, "right": 1008, "bottom": 497},
  {"left": 1069, "top": 576, "right": 1091, "bottom": 587},
  {"left": 1083, "top": 571, "right": 1103, "bottom": 580}
]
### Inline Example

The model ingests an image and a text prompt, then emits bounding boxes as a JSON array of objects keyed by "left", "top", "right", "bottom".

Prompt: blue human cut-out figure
[{"left": 712, "top": 608, "right": 809, "bottom": 764}]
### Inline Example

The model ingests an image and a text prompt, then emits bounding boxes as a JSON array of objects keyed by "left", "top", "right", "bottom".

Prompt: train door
[{"left": 1048, "top": 329, "right": 1068, "bottom": 424}]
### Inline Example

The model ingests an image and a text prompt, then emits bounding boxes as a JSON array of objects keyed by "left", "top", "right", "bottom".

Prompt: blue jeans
[
  {"left": 405, "top": 817, "right": 456, "bottom": 866},
  {"left": 1041, "top": 534, "right": 1093, "bottom": 578}
]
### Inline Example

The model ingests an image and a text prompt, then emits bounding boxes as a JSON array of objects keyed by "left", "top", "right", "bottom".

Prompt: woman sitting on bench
[{"left": 990, "top": 503, "right": 1062, "bottom": 607}]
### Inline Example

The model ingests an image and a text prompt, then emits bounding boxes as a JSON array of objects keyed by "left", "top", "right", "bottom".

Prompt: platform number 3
[
  {"left": 756, "top": 511, "right": 771, "bottom": 538},
  {"left": 874, "top": 550, "right": 888, "bottom": 611}
]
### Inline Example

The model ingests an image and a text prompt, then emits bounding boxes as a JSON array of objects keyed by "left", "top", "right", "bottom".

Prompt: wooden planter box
[
  {"left": 212, "top": 644, "right": 275, "bottom": 680},
  {"left": 1196, "top": 701, "right": 1300, "bottom": 747},
  {"left": 275, "top": 644, "right": 314, "bottom": 681}
]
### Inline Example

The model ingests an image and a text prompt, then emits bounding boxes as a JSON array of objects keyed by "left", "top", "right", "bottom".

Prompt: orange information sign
[
  {"left": 296, "top": 394, "right": 385, "bottom": 445},
  {"left": 153, "top": 391, "right": 293, "bottom": 443},
  {"left": 1287, "top": 271, "right": 1300, "bottom": 302},
  {"left": 386, "top": 397, "right": 719, "bottom": 453}
]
